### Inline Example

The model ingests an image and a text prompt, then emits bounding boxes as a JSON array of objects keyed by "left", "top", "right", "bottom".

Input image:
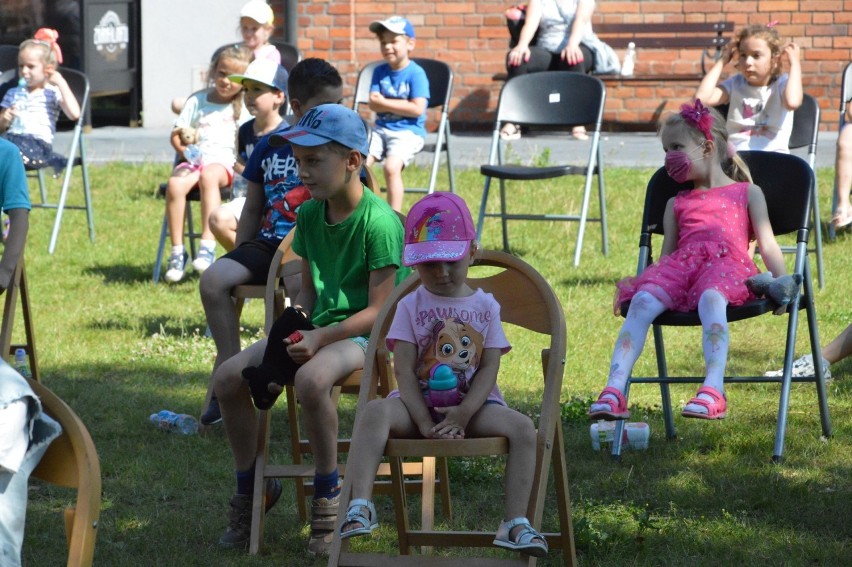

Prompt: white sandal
[
  {"left": 339, "top": 498, "right": 378, "bottom": 539},
  {"left": 492, "top": 516, "right": 548, "bottom": 557}
]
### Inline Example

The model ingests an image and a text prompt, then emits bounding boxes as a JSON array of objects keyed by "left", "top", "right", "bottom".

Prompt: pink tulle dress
[{"left": 616, "top": 182, "right": 759, "bottom": 312}]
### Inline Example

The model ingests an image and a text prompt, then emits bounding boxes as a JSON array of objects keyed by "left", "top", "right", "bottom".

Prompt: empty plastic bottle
[
  {"left": 231, "top": 174, "right": 248, "bottom": 199},
  {"left": 9, "top": 78, "right": 28, "bottom": 135},
  {"left": 13, "top": 348, "right": 31, "bottom": 379},
  {"left": 183, "top": 144, "right": 202, "bottom": 166},
  {"left": 149, "top": 410, "right": 199, "bottom": 435},
  {"left": 621, "top": 42, "right": 636, "bottom": 77}
]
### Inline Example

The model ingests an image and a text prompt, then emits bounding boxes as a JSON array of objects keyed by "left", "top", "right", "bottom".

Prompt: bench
[{"left": 493, "top": 20, "right": 734, "bottom": 82}]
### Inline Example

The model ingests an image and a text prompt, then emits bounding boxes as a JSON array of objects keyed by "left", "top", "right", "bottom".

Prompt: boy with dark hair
[{"left": 213, "top": 104, "right": 408, "bottom": 555}]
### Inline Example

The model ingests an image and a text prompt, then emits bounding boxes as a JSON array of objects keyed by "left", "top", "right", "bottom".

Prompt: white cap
[{"left": 240, "top": 0, "right": 274, "bottom": 25}]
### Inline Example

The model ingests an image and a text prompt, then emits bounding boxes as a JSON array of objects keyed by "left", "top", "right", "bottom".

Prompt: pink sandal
[
  {"left": 681, "top": 386, "right": 727, "bottom": 420},
  {"left": 588, "top": 386, "right": 630, "bottom": 420}
]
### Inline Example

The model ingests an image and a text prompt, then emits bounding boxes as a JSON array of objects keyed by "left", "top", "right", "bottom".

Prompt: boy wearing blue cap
[
  {"left": 212, "top": 103, "right": 408, "bottom": 555},
  {"left": 366, "top": 16, "right": 430, "bottom": 212}
]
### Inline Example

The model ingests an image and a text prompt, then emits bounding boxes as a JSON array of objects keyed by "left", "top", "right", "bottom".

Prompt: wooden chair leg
[{"left": 1, "top": 261, "right": 38, "bottom": 380}]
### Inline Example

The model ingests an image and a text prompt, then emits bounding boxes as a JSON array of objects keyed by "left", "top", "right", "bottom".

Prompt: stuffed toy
[
  {"left": 746, "top": 272, "right": 803, "bottom": 315},
  {"left": 178, "top": 127, "right": 197, "bottom": 146}
]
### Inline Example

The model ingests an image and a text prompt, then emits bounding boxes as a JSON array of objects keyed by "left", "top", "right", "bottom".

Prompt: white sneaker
[
  {"left": 164, "top": 251, "right": 188, "bottom": 283},
  {"left": 764, "top": 353, "right": 831, "bottom": 380},
  {"left": 192, "top": 247, "right": 216, "bottom": 273}
]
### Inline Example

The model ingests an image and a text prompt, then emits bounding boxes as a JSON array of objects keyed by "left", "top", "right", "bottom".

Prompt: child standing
[
  {"left": 589, "top": 101, "right": 790, "bottom": 421},
  {"left": 163, "top": 44, "right": 252, "bottom": 283},
  {"left": 694, "top": 23, "right": 802, "bottom": 152},
  {"left": 366, "top": 16, "right": 430, "bottom": 212},
  {"left": 211, "top": 104, "right": 407, "bottom": 555},
  {"left": 338, "top": 192, "right": 548, "bottom": 558},
  {"left": 239, "top": 0, "right": 281, "bottom": 64},
  {"left": 831, "top": 105, "right": 852, "bottom": 229},
  {"left": 208, "top": 59, "right": 287, "bottom": 251},
  {"left": 0, "top": 28, "right": 80, "bottom": 174},
  {"left": 199, "top": 58, "right": 344, "bottom": 426}
]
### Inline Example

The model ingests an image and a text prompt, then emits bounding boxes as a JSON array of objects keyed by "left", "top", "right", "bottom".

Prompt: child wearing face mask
[
  {"left": 588, "top": 101, "right": 791, "bottom": 421},
  {"left": 694, "top": 23, "right": 802, "bottom": 153}
]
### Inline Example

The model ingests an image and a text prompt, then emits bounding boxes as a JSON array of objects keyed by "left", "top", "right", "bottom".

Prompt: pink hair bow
[
  {"left": 33, "top": 28, "right": 63, "bottom": 64},
  {"left": 680, "top": 99, "right": 714, "bottom": 141}
]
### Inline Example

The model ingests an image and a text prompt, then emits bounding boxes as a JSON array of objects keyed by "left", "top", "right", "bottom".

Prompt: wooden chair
[
  {"left": 0, "top": 258, "right": 38, "bottom": 381},
  {"left": 28, "top": 378, "right": 101, "bottom": 567},
  {"left": 329, "top": 249, "right": 576, "bottom": 567}
]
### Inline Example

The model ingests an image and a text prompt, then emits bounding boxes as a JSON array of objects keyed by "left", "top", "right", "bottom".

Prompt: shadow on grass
[{"left": 84, "top": 262, "right": 166, "bottom": 285}]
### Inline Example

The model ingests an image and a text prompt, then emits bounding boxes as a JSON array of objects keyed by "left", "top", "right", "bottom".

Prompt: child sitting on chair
[
  {"left": 0, "top": 28, "right": 80, "bottom": 175},
  {"left": 338, "top": 192, "right": 548, "bottom": 558}
]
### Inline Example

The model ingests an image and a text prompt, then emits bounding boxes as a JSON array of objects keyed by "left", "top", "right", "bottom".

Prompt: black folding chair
[
  {"left": 612, "top": 151, "right": 831, "bottom": 463},
  {"left": 476, "top": 71, "right": 607, "bottom": 267},
  {"left": 829, "top": 61, "right": 852, "bottom": 241},
  {"left": 352, "top": 58, "right": 456, "bottom": 195},
  {"left": 28, "top": 67, "right": 95, "bottom": 254}
]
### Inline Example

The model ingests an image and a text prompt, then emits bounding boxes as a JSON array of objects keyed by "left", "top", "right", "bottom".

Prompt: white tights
[{"left": 591, "top": 289, "right": 730, "bottom": 415}]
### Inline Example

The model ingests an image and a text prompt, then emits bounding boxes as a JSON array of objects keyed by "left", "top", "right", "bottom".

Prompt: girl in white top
[
  {"left": 0, "top": 28, "right": 80, "bottom": 174},
  {"left": 239, "top": 0, "right": 281, "bottom": 64},
  {"left": 695, "top": 23, "right": 803, "bottom": 153},
  {"left": 163, "top": 44, "right": 252, "bottom": 283}
]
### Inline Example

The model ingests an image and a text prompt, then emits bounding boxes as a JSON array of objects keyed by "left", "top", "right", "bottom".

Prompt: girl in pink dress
[{"left": 589, "top": 100, "right": 789, "bottom": 421}]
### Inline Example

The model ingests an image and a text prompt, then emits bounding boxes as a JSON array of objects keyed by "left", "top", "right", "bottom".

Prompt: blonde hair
[
  {"left": 661, "top": 105, "right": 752, "bottom": 183},
  {"left": 18, "top": 39, "right": 57, "bottom": 68},
  {"left": 208, "top": 44, "right": 253, "bottom": 121},
  {"left": 734, "top": 24, "right": 783, "bottom": 82}
]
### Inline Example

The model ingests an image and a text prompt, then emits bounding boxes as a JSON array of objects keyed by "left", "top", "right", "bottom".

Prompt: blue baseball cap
[
  {"left": 229, "top": 59, "right": 288, "bottom": 92},
  {"left": 369, "top": 16, "right": 416, "bottom": 38},
  {"left": 269, "top": 103, "right": 370, "bottom": 156}
]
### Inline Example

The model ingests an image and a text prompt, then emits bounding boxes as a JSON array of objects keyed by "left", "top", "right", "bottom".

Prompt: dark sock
[
  {"left": 313, "top": 469, "right": 340, "bottom": 500},
  {"left": 242, "top": 307, "right": 311, "bottom": 410},
  {"left": 236, "top": 466, "right": 256, "bottom": 496}
]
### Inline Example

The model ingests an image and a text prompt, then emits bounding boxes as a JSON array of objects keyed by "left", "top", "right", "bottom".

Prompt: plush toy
[
  {"left": 746, "top": 272, "right": 803, "bottom": 315},
  {"left": 177, "top": 127, "right": 202, "bottom": 166}
]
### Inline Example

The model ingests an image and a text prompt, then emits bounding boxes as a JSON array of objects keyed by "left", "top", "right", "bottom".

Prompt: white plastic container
[{"left": 590, "top": 421, "right": 650, "bottom": 450}]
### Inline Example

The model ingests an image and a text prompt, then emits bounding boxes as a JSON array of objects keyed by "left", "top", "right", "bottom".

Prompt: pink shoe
[
  {"left": 588, "top": 386, "right": 630, "bottom": 420},
  {"left": 681, "top": 386, "right": 727, "bottom": 420}
]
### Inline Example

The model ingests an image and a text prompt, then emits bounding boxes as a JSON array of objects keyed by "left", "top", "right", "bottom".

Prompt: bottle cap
[{"left": 428, "top": 364, "right": 456, "bottom": 391}]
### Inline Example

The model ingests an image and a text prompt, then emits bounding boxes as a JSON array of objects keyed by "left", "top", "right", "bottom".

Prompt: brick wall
[{"left": 283, "top": 0, "right": 852, "bottom": 131}]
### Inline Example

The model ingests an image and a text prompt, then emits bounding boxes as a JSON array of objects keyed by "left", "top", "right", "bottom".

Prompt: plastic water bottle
[
  {"left": 183, "top": 144, "right": 202, "bottom": 166},
  {"left": 621, "top": 42, "right": 636, "bottom": 77},
  {"left": 9, "top": 78, "right": 28, "bottom": 134},
  {"left": 231, "top": 174, "right": 248, "bottom": 199},
  {"left": 428, "top": 364, "right": 460, "bottom": 408},
  {"left": 149, "top": 410, "right": 199, "bottom": 435},
  {"left": 590, "top": 420, "right": 650, "bottom": 451},
  {"left": 13, "top": 348, "right": 31, "bottom": 379}
]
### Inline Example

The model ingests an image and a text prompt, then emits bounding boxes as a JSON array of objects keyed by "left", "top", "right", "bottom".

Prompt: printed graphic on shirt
[{"left": 416, "top": 316, "right": 486, "bottom": 397}]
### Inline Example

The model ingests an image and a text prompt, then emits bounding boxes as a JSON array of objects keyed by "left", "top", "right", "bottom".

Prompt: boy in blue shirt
[
  {"left": 366, "top": 16, "right": 430, "bottom": 212},
  {"left": 212, "top": 104, "right": 408, "bottom": 555}
]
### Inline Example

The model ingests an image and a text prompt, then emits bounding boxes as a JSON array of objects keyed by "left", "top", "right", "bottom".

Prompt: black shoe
[
  {"left": 218, "top": 478, "right": 282, "bottom": 549},
  {"left": 201, "top": 396, "right": 222, "bottom": 425}
]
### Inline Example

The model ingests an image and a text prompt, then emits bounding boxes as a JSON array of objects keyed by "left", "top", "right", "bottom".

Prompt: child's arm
[
  {"left": 47, "top": 70, "right": 80, "bottom": 121},
  {"left": 368, "top": 92, "right": 426, "bottom": 118},
  {"left": 169, "top": 128, "right": 185, "bottom": 154},
  {"left": 393, "top": 340, "right": 442, "bottom": 438},
  {"left": 431, "top": 348, "right": 502, "bottom": 439},
  {"left": 781, "top": 42, "right": 803, "bottom": 111},
  {"left": 233, "top": 181, "right": 264, "bottom": 246},
  {"left": 0, "top": 107, "right": 12, "bottom": 132},
  {"left": 286, "top": 264, "right": 399, "bottom": 364},
  {"left": 659, "top": 197, "right": 680, "bottom": 258},
  {"left": 507, "top": 0, "right": 543, "bottom": 66},
  {"left": 694, "top": 42, "right": 735, "bottom": 107},
  {"left": 561, "top": 0, "right": 595, "bottom": 66},
  {"left": 748, "top": 184, "right": 787, "bottom": 276},
  {"left": 0, "top": 209, "right": 28, "bottom": 293}
]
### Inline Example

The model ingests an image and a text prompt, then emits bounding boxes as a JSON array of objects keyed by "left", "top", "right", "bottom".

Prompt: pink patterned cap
[{"left": 403, "top": 192, "right": 476, "bottom": 266}]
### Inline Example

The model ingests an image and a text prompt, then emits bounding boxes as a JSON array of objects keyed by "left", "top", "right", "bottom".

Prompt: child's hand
[
  {"left": 46, "top": 69, "right": 68, "bottom": 89},
  {"left": 561, "top": 43, "right": 584, "bottom": 66},
  {"left": 722, "top": 41, "right": 737, "bottom": 65},
  {"left": 0, "top": 107, "right": 15, "bottom": 129},
  {"left": 285, "top": 328, "right": 318, "bottom": 364},
  {"left": 507, "top": 45, "right": 531, "bottom": 66},
  {"left": 783, "top": 42, "right": 801, "bottom": 64},
  {"left": 369, "top": 92, "right": 385, "bottom": 105},
  {"left": 429, "top": 407, "right": 467, "bottom": 439}
]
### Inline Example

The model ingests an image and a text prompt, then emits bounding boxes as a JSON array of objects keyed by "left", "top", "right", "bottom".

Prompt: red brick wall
[{"left": 284, "top": 0, "right": 852, "bottom": 131}]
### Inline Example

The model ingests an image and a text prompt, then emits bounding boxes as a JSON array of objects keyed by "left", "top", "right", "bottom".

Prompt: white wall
[{"left": 140, "top": 0, "right": 246, "bottom": 128}]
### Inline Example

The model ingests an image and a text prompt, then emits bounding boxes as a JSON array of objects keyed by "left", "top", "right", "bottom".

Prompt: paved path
[{"left": 57, "top": 126, "right": 839, "bottom": 170}]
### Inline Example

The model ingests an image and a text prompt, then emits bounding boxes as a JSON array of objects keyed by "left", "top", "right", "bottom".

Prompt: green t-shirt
[{"left": 292, "top": 187, "right": 410, "bottom": 329}]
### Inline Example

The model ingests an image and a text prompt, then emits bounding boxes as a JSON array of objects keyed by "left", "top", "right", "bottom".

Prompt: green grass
[{"left": 19, "top": 160, "right": 852, "bottom": 566}]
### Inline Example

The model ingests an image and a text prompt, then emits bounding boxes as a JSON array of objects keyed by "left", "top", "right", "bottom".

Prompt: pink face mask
[{"left": 664, "top": 144, "right": 707, "bottom": 183}]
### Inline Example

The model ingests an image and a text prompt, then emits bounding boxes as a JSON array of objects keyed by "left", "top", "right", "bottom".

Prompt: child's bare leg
[
  {"left": 383, "top": 156, "right": 405, "bottom": 212},
  {"left": 466, "top": 405, "right": 540, "bottom": 540},
  {"left": 165, "top": 170, "right": 198, "bottom": 246},
  {"left": 590, "top": 290, "right": 666, "bottom": 415},
  {"left": 198, "top": 165, "right": 228, "bottom": 242},
  {"left": 209, "top": 206, "right": 238, "bottom": 251},
  {"left": 340, "top": 397, "right": 419, "bottom": 534},
  {"left": 834, "top": 123, "right": 852, "bottom": 225}
]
